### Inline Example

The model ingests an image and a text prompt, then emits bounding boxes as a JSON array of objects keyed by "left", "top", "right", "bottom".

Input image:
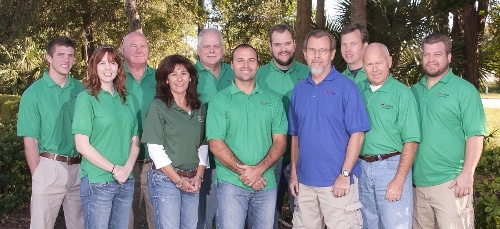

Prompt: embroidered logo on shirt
[
  {"left": 325, "top": 90, "right": 335, "bottom": 95},
  {"left": 70, "top": 94, "right": 78, "bottom": 99},
  {"left": 259, "top": 100, "right": 271, "bottom": 106},
  {"left": 380, "top": 103, "right": 393, "bottom": 109},
  {"left": 436, "top": 92, "right": 449, "bottom": 98},
  {"left": 198, "top": 115, "right": 205, "bottom": 122},
  {"left": 149, "top": 83, "right": 156, "bottom": 88}
]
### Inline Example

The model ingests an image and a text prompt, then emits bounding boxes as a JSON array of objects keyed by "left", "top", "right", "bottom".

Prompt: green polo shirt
[
  {"left": 125, "top": 64, "right": 156, "bottom": 160},
  {"left": 72, "top": 89, "right": 138, "bottom": 183},
  {"left": 411, "top": 69, "right": 486, "bottom": 186},
  {"left": 206, "top": 82, "right": 288, "bottom": 191},
  {"left": 195, "top": 60, "right": 234, "bottom": 167},
  {"left": 195, "top": 60, "right": 234, "bottom": 105},
  {"left": 256, "top": 60, "right": 309, "bottom": 162},
  {"left": 141, "top": 99, "right": 206, "bottom": 170},
  {"left": 342, "top": 67, "right": 367, "bottom": 84},
  {"left": 17, "top": 72, "right": 83, "bottom": 157},
  {"left": 358, "top": 76, "right": 420, "bottom": 156}
]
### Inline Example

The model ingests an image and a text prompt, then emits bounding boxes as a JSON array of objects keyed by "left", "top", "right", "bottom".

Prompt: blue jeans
[
  {"left": 273, "top": 160, "right": 294, "bottom": 229},
  {"left": 359, "top": 154, "right": 413, "bottom": 229},
  {"left": 148, "top": 169, "right": 199, "bottom": 229},
  {"left": 216, "top": 182, "right": 276, "bottom": 229},
  {"left": 197, "top": 168, "right": 217, "bottom": 229},
  {"left": 80, "top": 175, "right": 134, "bottom": 229}
]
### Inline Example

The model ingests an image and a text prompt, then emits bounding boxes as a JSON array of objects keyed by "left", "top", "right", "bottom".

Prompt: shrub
[
  {"left": 474, "top": 139, "right": 500, "bottom": 227},
  {"left": 0, "top": 117, "right": 30, "bottom": 214}
]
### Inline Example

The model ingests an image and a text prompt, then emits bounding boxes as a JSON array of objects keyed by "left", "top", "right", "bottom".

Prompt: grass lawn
[
  {"left": 481, "top": 93, "right": 500, "bottom": 99},
  {"left": 485, "top": 108, "right": 500, "bottom": 148}
]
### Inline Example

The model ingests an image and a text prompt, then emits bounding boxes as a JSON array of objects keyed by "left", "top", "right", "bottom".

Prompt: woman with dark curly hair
[
  {"left": 72, "top": 45, "right": 140, "bottom": 229},
  {"left": 142, "top": 54, "right": 208, "bottom": 229}
]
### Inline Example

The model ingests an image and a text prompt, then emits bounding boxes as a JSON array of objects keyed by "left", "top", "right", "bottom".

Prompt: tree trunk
[
  {"left": 462, "top": 0, "right": 489, "bottom": 89},
  {"left": 296, "top": 0, "right": 312, "bottom": 63},
  {"left": 125, "top": 0, "right": 142, "bottom": 33},
  {"left": 316, "top": 0, "right": 325, "bottom": 29},
  {"left": 350, "top": 0, "right": 366, "bottom": 26},
  {"left": 198, "top": 0, "right": 205, "bottom": 34},
  {"left": 80, "top": 0, "right": 94, "bottom": 63}
]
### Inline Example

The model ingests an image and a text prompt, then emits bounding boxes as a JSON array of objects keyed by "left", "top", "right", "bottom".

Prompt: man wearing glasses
[{"left": 288, "top": 30, "right": 370, "bottom": 228}]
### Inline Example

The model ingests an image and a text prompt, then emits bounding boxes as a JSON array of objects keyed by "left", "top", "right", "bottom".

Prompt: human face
[
  {"left": 363, "top": 44, "right": 392, "bottom": 86},
  {"left": 231, "top": 47, "right": 258, "bottom": 83},
  {"left": 270, "top": 30, "right": 296, "bottom": 68},
  {"left": 167, "top": 64, "right": 191, "bottom": 96},
  {"left": 422, "top": 42, "right": 451, "bottom": 78},
  {"left": 341, "top": 29, "right": 367, "bottom": 69},
  {"left": 96, "top": 53, "right": 119, "bottom": 86},
  {"left": 197, "top": 31, "right": 224, "bottom": 68},
  {"left": 303, "top": 36, "right": 335, "bottom": 77},
  {"left": 46, "top": 45, "right": 75, "bottom": 78},
  {"left": 122, "top": 32, "right": 149, "bottom": 66}
]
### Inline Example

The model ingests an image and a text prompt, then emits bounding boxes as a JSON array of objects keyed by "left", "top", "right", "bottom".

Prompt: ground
[{"left": 0, "top": 204, "right": 293, "bottom": 229}]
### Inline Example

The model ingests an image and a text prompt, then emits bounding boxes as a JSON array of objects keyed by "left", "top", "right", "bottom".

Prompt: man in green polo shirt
[
  {"left": 358, "top": 43, "right": 420, "bottom": 228},
  {"left": 121, "top": 31, "right": 156, "bottom": 229},
  {"left": 255, "top": 23, "right": 309, "bottom": 229},
  {"left": 411, "top": 32, "right": 486, "bottom": 228},
  {"left": 340, "top": 23, "right": 369, "bottom": 84},
  {"left": 195, "top": 28, "right": 234, "bottom": 229},
  {"left": 207, "top": 44, "right": 287, "bottom": 229},
  {"left": 17, "top": 36, "right": 84, "bottom": 229}
]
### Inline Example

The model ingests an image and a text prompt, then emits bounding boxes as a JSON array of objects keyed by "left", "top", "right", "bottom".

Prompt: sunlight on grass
[
  {"left": 484, "top": 108, "right": 500, "bottom": 148},
  {"left": 481, "top": 93, "right": 500, "bottom": 99}
]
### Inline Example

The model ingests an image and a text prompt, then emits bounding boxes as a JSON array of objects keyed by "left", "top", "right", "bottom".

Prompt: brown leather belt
[
  {"left": 359, "top": 151, "right": 401, "bottom": 163},
  {"left": 41, "top": 152, "right": 82, "bottom": 165},
  {"left": 152, "top": 163, "right": 197, "bottom": 178},
  {"left": 136, "top": 159, "right": 152, "bottom": 163}
]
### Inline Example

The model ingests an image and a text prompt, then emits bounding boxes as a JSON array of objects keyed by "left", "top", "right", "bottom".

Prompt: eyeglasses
[{"left": 305, "top": 48, "right": 332, "bottom": 55}]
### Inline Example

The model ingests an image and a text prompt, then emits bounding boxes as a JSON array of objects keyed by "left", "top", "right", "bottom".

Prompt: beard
[
  {"left": 423, "top": 65, "right": 449, "bottom": 78},
  {"left": 272, "top": 51, "right": 295, "bottom": 67},
  {"left": 310, "top": 66, "right": 326, "bottom": 75}
]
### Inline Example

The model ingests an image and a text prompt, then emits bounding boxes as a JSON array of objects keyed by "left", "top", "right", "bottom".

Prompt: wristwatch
[{"left": 340, "top": 169, "right": 351, "bottom": 177}]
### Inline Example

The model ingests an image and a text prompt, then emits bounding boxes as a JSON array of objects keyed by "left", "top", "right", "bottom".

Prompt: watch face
[{"left": 341, "top": 170, "right": 350, "bottom": 177}]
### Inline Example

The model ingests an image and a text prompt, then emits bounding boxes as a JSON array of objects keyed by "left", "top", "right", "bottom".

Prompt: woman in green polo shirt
[
  {"left": 73, "top": 45, "right": 140, "bottom": 229},
  {"left": 142, "top": 54, "right": 208, "bottom": 229}
]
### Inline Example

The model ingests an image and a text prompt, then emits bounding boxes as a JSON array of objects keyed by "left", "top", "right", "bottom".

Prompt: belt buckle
[
  {"left": 377, "top": 154, "right": 383, "bottom": 161},
  {"left": 58, "top": 154, "right": 71, "bottom": 164}
]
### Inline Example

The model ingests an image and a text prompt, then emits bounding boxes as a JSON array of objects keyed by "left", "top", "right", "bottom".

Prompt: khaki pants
[
  {"left": 30, "top": 157, "right": 83, "bottom": 229},
  {"left": 129, "top": 161, "right": 154, "bottom": 229},
  {"left": 413, "top": 180, "right": 474, "bottom": 229},
  {"left": 292, "top": 177, "right": 363, "bottom": 229}
]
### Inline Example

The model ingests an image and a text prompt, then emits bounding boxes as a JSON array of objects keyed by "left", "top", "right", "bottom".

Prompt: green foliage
[
  {"left": 0, "top": 38, "right": 46, "bottom": 95},
  {"left": 0, "top": 95, "right": 29, "bottom": 215},
  {"left": 211, "top": 0, "right": 296, "bottom": 64},
  {"left": 0, "top": 95, "right": 20, "bottom": 119},
  {"left": 475, "top": 144, "right": 500, "bottom": 228}
]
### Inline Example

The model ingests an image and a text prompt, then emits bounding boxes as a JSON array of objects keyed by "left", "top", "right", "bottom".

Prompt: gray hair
[{"left": 198, "top": 28, "right": 223, "bottom": 46}]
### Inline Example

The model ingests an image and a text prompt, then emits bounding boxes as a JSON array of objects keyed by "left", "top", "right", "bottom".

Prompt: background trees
[{"left": 0, "top": 0, "right": 498, "bottom": 94}]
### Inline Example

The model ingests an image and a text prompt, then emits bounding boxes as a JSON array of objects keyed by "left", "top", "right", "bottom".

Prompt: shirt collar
[
  {"left": 229, "top": 81, "right": 262, "bottom": 95},
  {"left": 305, "top": 66, "right": 339, "bottom": 85}
]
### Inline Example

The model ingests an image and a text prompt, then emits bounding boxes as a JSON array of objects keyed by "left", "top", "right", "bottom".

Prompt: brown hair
[
  {"left": 155, "top": 55, "right": 201, "bottom": 109},
  {"left": 269, "top": 24, "right": 295, "bottom": 43},
  {"left": 84, "top": 45, "right": 127, "bottom": 103},
  {"left": 340, "top": 23, "right": 369, "bottom": 44},
  {"left": 422, "top": 32, "right": 452, "bottom": 54},
  {"left": 302, "top": 30, "right": 336, "bottom": 50}
]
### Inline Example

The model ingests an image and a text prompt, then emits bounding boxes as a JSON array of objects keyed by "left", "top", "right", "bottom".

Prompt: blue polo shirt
[{"left": 288, "top": 67, "right": 370, "bottom": 187}]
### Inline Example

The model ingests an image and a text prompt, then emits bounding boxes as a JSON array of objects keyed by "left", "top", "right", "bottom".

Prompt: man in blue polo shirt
[{"left": 288, "top": 30, "right": 370, "bottom": 228}]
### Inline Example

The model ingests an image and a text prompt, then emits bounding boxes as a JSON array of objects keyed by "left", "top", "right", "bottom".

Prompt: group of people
[{"left": 16, "top": 22, "right": 486, "bottom": 229}]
